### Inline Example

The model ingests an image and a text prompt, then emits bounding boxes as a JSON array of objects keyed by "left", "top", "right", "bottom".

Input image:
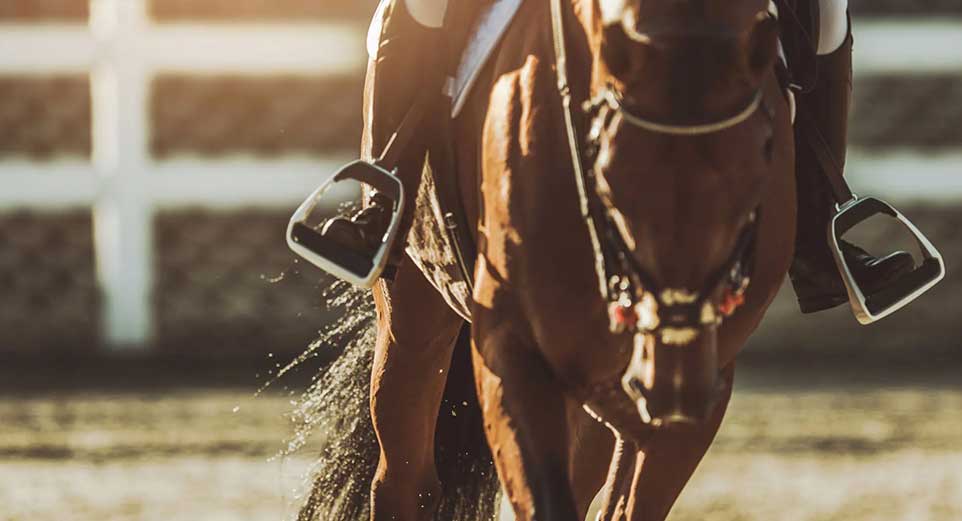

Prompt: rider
[{"left": 319, "top": 0, "right": 913, "bottom": 314}]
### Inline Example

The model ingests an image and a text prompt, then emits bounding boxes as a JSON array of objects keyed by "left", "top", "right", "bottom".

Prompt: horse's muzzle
[{"left": 622, "top": 330, "right": 724, "bottom": 426}]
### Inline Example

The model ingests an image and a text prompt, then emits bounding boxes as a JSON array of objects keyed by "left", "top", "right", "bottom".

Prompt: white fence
[
  {"left": 0, "top": 0, "right": 363, "bottom": 349},
  {"left": 0, "top": 3, "right": 959, "bottom": 350}
]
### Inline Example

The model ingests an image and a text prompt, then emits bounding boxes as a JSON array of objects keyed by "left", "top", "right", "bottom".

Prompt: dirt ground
[{"left": 2, "top": 374, "right": 961, "bottom": 521}]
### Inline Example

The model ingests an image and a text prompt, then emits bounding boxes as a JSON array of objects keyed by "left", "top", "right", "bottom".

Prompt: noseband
[
  {"left": 598, "top": 88, "right": 765, "bottom": 137},
  {"left": 549, "top": 0, "right": 763, "bottom": 342}
]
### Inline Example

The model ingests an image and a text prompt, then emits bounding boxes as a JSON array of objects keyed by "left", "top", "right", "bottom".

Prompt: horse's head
[{"left": 587, "top": 0, "right": 781, "bottom": 426}]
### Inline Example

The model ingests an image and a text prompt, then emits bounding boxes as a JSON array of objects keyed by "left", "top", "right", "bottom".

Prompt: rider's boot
[
  {"left": 319, "top": 0, "right": 446, "bottom": 264},
  {"left": 789, "top": 20, "right": 915, "bottom": 314}
]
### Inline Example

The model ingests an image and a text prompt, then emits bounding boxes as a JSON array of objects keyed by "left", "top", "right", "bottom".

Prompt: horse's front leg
[
  {"left": 472, "top": 322, "right": 580, "bottom": 521},
  {"left": 622, "top": 363, "right": 736, "bottom": 521},
  {"left": 369, "top": 261, "right": 464, "bottom": 521},
  {"left": 596, "top": 433, "right": 639, "bottom": 521}
]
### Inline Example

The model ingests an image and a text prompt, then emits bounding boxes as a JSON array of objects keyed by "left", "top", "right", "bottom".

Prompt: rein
[{"left": 549, "top": 0, "right": 760, "bottom": 341}]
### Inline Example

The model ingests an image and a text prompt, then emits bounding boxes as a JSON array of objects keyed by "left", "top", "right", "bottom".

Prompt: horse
[{"left": 301, "top": 0, "right": 797, "bottom": 519}]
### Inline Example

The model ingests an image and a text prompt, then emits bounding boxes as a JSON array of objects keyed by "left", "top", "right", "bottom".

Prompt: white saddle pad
[{"left": 367, "top": 0, "right": 524, "bottom": 119}]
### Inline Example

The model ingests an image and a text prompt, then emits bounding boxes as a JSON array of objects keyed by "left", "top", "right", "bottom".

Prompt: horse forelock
[
  {"left": 667, "top": 36, "right": 752, "bottom": 121},
  {"left": 610, "top": 0, "right": 767, "bottom": 39},
  {"left": 595, "top": 0, "right": 765, "bottom": 122}
]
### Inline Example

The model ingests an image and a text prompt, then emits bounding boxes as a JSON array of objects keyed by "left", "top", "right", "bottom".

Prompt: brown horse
[{"left": 349, "top": 0, "right": 796, "bottom": 520}]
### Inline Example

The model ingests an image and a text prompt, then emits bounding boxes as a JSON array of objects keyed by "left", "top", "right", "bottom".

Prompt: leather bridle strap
[
  {"left": 604, "top": 88, "right": 765, "bottom": 136},
  {"left": 776, "top": 0, "right": 856, "bottom": 205},
  {"left": 550, "top": 0, "right": 614, "bottom": 300}
]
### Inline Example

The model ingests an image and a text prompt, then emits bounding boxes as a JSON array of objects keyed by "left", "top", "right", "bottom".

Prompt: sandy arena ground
[{"left": 2, "top": 374, "right": 961, "bottom": 521}]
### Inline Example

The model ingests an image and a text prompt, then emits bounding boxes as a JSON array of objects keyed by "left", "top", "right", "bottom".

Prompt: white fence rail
[
  {"left": 0, "top": 6, "right": 959, "bottom": 349},
  {"left": 0, "top": 0, "right": 361, "bottom": 349}
]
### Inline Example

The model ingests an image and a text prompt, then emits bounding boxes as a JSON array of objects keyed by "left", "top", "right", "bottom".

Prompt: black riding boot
[
  {"left": 320, "top": 0, "right": 445, "bottom": 260},
  {"left": 789, "top": 27, "right": 914, "bottom": 314}
]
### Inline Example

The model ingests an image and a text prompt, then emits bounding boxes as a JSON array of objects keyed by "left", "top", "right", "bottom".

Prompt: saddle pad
[
  {"left": 448, "top": 0, "right": 525, "bottom": 118},
  {"left": 405, "top": 162, "right": 474, "bottom": 322}
]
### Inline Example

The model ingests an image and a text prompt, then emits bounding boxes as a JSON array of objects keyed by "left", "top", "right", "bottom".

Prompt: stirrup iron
[
  {"left": 829, "top": 196, "right": 945, "bottom": 325},
  {"left": 286, "top": 160, "right": 405, "bottom": 288},
  {"left": 286, "top": 88, "right": 433, "bottom": 287}
]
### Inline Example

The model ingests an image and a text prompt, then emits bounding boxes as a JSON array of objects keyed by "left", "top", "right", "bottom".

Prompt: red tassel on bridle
[{"left": 719, "top": 287, "right": 746, "bottom": 317}]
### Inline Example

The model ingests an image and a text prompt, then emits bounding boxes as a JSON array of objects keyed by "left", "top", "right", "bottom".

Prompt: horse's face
[{"left": 590, "top": 0, "right": 780, "bottom": 426}]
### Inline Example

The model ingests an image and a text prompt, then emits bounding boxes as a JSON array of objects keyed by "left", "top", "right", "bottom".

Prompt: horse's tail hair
[
  {"left": 433, "top": 324, "right": 502, "bottom": 521},
  {"left": 295, "top": 290, "right": 499, "bottom": 521},
  {"left": 295, "top": 304, "right": 379, "bottom": 521}
]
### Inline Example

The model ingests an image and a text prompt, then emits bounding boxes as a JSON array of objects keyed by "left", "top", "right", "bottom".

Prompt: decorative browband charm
[
  {"left": 608, "top": 299, "right": 638, "bottom": 334},
  {"left": 719, "top": 278, "right": 750, "bottom": 317}
]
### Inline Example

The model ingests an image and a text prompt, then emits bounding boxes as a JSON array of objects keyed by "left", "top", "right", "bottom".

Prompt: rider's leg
[
  {"left": 404, "top": 0, "right": 448, "bottom": 28},
  {"left": 789, "top": 0, "right": 914, "bottom": 314},
  {"left": 816, "top": 0, "right": 848, "bottom": 55},
  {"left": 321, "top": 0, "right": 449, "bottom": 260}
]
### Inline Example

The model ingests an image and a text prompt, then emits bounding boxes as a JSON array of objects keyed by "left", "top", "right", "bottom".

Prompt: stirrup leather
[
  {"left": 829, "top": 196, "right": 945, "bottom": 324},
  {"left": 286, "top": 160, "right": 405, "bottom": 288}
]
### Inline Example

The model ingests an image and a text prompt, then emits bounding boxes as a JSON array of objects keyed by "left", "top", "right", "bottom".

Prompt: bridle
[
  {"left": 549, "top": 0, "right": 764, "bottom": 343},
  {"left": 598, "top": 87, "right": 766, "bottom": 137}
]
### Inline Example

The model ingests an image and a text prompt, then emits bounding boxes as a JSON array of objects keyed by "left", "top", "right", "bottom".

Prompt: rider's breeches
[
  {"left": 403, "top": 0, "right": 448, "bottom": 28},
  {"left": 367, "top": 0, "right": 447, "bottom": 58},
  {"left": 817, "top": 0, "right": 848, "bottom": 55}
]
